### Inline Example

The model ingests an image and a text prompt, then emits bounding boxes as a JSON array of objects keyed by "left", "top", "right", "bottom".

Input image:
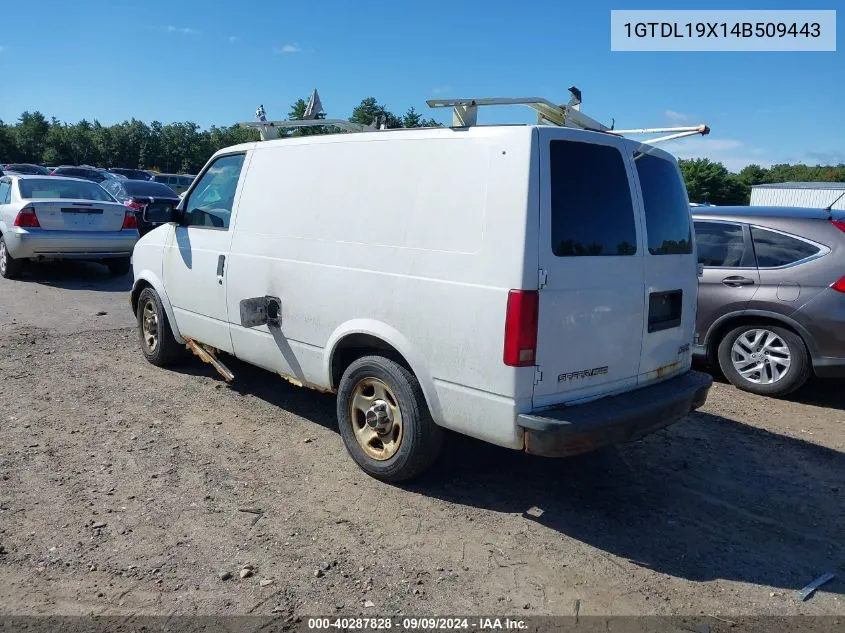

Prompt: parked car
[
  {"left": 109, "top": 167, "right": 153, "bottom": 181},
  {"left": 0, "top": 175, "right": 139, "bottom": 278},
  {"left": 692, "top": 206, "right": 845, "bottom": 396},
  {"left": 3, "top": 163, "right": 52, "bottom": 175},
  {"left": 50, "top": 166, "right": 113, "bottom": 183},
  {"left": 151, "top": 173, "right": 195, "bottom": 194},
  {"left": 100, "top": 178, "right": 180, "bottom": 236},
  {"left": 130, "top": 126, "right": 712, "bottom": 482}
]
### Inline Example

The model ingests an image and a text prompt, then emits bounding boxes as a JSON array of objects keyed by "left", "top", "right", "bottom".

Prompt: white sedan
[{"left": 0, "top": 174, "right": 140, "bottom": 279}]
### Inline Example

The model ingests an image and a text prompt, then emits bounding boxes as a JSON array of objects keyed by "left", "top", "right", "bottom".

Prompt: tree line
[
  {"left": 2, "top": 99, "right": 842, "bottom": 205},
  {"left": 678, "top": 158, "right": 845, "bottom": 205},
  {"left": 0, "top": 97, "right": 440, "bottom": 175}
]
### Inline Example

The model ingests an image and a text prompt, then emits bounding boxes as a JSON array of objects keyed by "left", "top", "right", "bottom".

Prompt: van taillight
[{"left": 503, "top": 290, "right": 539, "bottom": 367}]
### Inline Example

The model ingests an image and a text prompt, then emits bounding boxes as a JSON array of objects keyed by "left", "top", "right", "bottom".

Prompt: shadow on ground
[
  {"left": 695, "top": 359, "right": 845, "bottom": 411},
  {"left": 20, "top": 261, "right": 132, "bottom": 292},
  {"left": 178, "top": 353, "right": 845, "bottom": 594}
]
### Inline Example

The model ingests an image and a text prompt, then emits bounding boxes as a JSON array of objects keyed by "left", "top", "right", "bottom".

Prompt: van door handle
[
  {"left": 722, "top": 276, "right": 755, "bottom": 287},
  {"left": 216, "top": 254, "right": 225, "bottom": 284}
]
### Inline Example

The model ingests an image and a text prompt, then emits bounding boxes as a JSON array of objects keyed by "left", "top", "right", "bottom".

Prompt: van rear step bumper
[{"left": 519, "top": 371, "right": 713, "bottom": 458}]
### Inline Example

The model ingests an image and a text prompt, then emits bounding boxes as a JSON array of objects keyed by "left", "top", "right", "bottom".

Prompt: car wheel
[
  {"left": 337, "top": 355, "right": 443, "bottom": 483},
  {"left": 107, "top": 257, "right": 131, "bottom": 276},
  {"left": 136, "top": 286, "right": 184, "bottom": 366},
  {"left": 0, "top": 236, "right": 24, "bottom": 279},
  {"left": 717, "top": 324, "right": 811, "bottom": 397}
]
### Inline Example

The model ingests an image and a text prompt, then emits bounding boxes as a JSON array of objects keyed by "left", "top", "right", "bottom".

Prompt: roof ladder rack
[
  {"left": 240, "top": 91, "right": 379, "bottom": 140},
  {"left": 426, "top": 86, "right": 709, "bottom": 145}
]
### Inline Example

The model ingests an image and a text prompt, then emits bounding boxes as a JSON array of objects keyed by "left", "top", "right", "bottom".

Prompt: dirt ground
[{"left": 1, "top": 262, "right": 843, "bottom": 620}]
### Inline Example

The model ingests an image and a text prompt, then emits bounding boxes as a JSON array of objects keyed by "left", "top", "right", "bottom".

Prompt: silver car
[{"left": 0, "top": 175, "right": 139, "bottom": 278}]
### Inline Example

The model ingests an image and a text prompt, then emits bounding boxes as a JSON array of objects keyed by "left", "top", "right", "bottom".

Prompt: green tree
[
  {"left": 402, "top": 107, "right": 422, "bottom": 128},
  {"left": 287, "top": 97, "right": 329, "bottom": 136},
  {"left": 401, "top": 107, "right": 441, "bottom": 128},
  {"left": 0, "top": 120, "right": 19, "bottom": 162},
  {"left": 67, "top": 120, "right": 96, "bottom": 165},
  {"left": 737, "top": 164, "right": 768, "bottom": 186},
  {"left": 350, "top": 97, "right": 402, "bottom": 129},
  {"left": 679, "top": 158, "right": 749, "bottom": 205},
  {"left": 15, "top": 111, "right": 50, "bottom": 162}
]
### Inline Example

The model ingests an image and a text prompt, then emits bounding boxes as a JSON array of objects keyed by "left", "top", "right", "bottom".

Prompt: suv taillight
[
  {"left": 122, "top": 211, "right": 138, "bottom": 230},
  {"left": 503, "top": 290, "right": 539, "bottom": 367},
  {"left": 13, "top": 206, "right": 40, "bottom": 228},
  {"left": 832, "top": 276, "right": 845, "bottom": 293}
]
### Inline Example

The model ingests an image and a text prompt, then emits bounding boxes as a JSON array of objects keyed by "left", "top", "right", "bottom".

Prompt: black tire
[
  {"left": 0, "top": 235, "right": 24, "bottom": 279},
  {"left": 337, "top": 355, "right": 443, "bottom": 483},
  {"left": 136, "top": 286, "right": 184, "bottom": 366},
  {"left": 107, "top": 257, "right": 131, "bottom": 276},
  {"left": 717, "top": 324, "right": 811, "bottom": 397}
]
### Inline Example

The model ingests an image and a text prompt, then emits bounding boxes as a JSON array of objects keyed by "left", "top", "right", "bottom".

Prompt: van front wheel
[
  {"left": 136, "top": 286, "right": 184, "bottom": 367},
  {"left": 336, "top": 356, "right": 442, "bottom": 483}
]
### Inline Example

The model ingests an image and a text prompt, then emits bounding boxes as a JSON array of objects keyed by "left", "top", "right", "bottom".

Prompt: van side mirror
[{"left": 143, "top": 205, "right": 179, "bottom": 224}]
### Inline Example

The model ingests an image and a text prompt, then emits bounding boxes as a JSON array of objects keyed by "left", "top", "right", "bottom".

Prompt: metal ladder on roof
[
  {"left": 426, "top": 86, "right": 710, "bottom": 145},
  {"left": 240, "top": 87, "right": 710, "bottom": 145}
]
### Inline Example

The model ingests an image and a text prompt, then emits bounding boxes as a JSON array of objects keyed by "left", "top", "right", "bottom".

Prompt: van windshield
[{"left": 635, "top": 152, "right": 693, "bottom": 255}]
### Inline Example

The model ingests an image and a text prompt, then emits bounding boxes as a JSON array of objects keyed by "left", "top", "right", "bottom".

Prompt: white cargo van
[{"left": 131, "top": 113, "right": 712, "bottom": 482}]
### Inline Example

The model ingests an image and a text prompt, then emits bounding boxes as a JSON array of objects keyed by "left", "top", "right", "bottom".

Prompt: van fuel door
[{"left": 239, "top": 296, "right": 282, "bottom": 328}]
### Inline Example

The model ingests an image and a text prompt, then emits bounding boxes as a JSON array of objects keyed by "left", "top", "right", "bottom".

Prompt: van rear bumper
[{"left": 519, "top": 370, "right": 713, "bottom": 458}]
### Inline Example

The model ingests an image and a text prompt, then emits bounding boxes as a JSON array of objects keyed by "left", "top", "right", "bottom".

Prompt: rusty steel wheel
[
  {"left": 136, "top": 286, "right": 183, "bottom": 367},
  {"left": 337, "top": 355, "right": 443, "bottom": 483},
  {"left": 141, "top": 298, "right": 159, "bottom": 354},
  {"left": 349, "top": 377, "right": 404, "bottom": 460}
]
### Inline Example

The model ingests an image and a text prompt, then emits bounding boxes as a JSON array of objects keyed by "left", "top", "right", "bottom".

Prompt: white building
[{"left": 750, "top": 182, "right": 845, "bottom": 210}]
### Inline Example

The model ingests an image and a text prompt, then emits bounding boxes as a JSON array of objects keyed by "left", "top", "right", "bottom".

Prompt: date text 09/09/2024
[
  {"left": 623, "top": 22, "right": 821, "bottom": 38},
  {"left": 307, "top": 617, "right": 528, "bottom": 630}
]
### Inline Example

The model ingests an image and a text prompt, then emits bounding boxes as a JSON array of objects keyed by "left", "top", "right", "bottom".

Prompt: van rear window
[
  {"left": 549, "top": 141, "right": 637, "bottom": 257},
  {"left": 635, "top": 152, "right": 693, "bottom": 255}
]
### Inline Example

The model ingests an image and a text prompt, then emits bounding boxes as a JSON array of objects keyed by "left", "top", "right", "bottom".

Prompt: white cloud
[
  {"left": 274, "top": 44, "right": 301, "bottom": 54},
  {"left": 167, "top": 25, "right": 198, "bottom": 35},
  {"left": 664, "top": 109, "right": 688, "bottom": 122},
  {"left": 228, "top": 35, "right": 239, "bottom": 43},
  {"left": 431, "top": 85, "right": 451, "bottom": 95}
]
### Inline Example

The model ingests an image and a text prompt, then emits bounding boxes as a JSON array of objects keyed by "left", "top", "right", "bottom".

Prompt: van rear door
[
  {"left": 533, "top": 129, "right": 646, "bottom": 409},
  {"left": 630, "top": 146, "right": 699, "bottom": 385}
]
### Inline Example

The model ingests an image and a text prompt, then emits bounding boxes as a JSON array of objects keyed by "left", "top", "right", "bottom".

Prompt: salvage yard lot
[{"left": 1, "top": 263, "right": 843, "bottom": 618}]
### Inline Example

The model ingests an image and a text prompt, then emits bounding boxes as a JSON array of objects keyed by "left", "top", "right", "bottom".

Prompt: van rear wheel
[{"left": 336, "top": 356, "right": 442, "bottom": 483}]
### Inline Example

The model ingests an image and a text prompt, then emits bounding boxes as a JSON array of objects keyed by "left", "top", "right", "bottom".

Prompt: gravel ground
[{"left": 1, "top": 262, "right": 843, "bottom": 620}]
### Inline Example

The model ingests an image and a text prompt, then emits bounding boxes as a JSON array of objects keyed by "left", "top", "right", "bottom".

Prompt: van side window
[
  {"left": 751, "top": 226, "right": 820, "bottom": 268},
  {"left": 694, "top": 221, "right": 753, "bottom": 267},
  {"left": 0, "top": 180, "right": 10, "bottom": 204},
  {"left": 634, "top": 153, "right": 693, "bottom": 255},
  {"left": 183, "top": 154, "right": 246, "bottom": 229},
  {"left": 549, "top": 141, "right": 637, "bottom": 257}
]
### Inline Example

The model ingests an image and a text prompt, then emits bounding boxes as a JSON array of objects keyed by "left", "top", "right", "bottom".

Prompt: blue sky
[{"left": 1, "top": 0, "right": 842, "bottom": 171}]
